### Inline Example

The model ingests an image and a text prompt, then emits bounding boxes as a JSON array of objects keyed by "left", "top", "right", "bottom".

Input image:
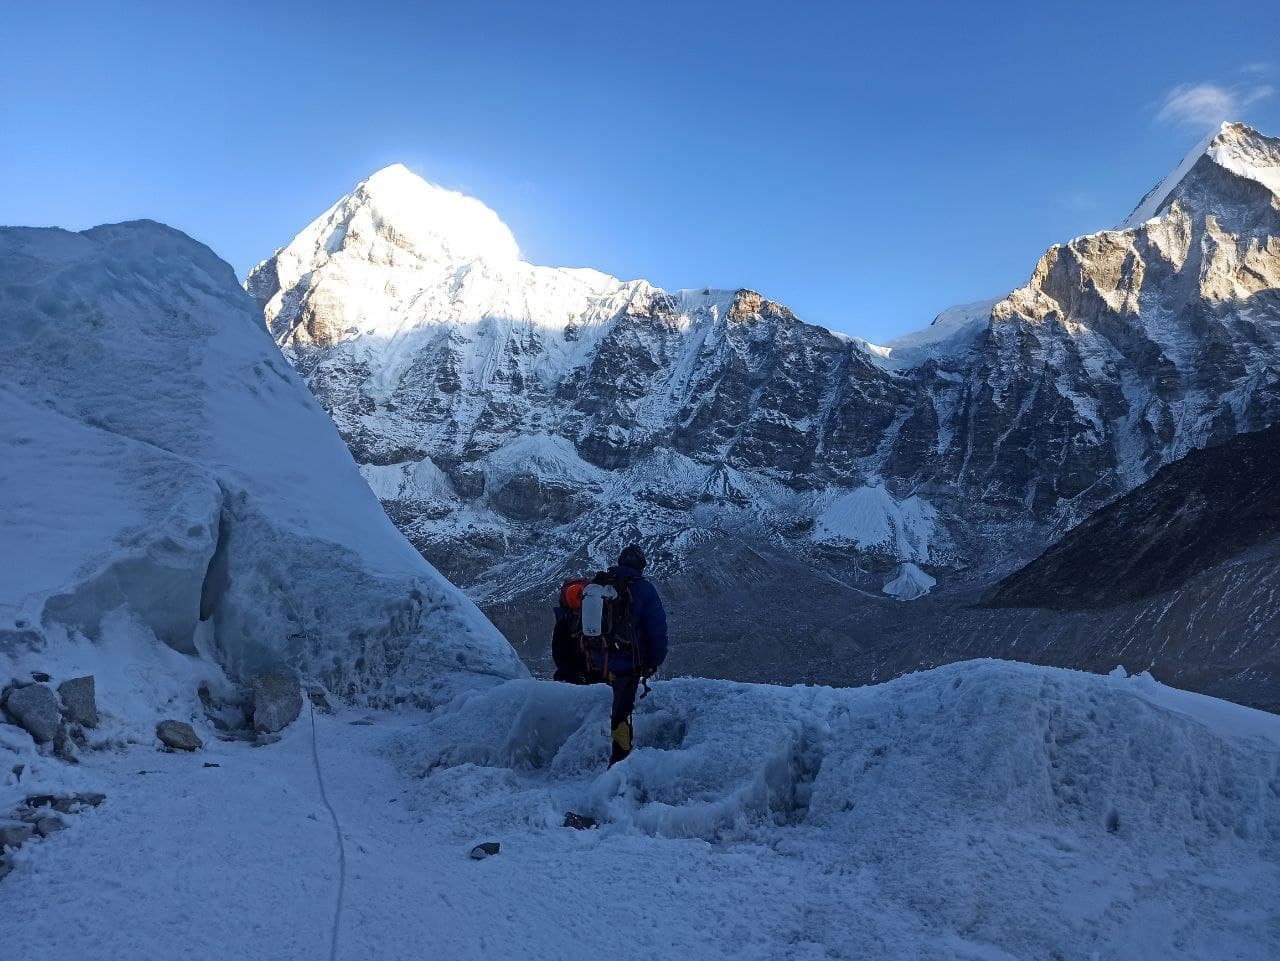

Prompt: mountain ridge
[{"left": 252, "top": 121, "right": 1280, "bottom": 694}]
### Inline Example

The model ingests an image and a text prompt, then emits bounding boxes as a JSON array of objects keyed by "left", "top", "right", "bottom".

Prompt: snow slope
[
  {"left": 812, "top": 485, "right": 938, "bottom": 560},
  {"left": 883, "top": 562, "right": 937, "bottom": 599},
  {"left": 0, "top": 222, "right": 523, "bottom": 700},
  {"left": 870, "top": 297, "right": 1000, "bottom": 370},
  {"left": 1120, "top": 127, "right": 1222, "bottom": 229},
  {"left": 3, "top": 659, "right": 1277, "bottom": 960}
]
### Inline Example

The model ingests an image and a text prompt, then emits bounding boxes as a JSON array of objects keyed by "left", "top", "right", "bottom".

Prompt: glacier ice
[{"left": 0, "top": 221, "right": 525, "bottom": 702}]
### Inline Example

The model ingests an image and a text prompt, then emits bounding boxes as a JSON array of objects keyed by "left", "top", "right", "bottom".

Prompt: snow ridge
[{"left": 1121, "top": 121, "right": 1280, "bottom": 228}]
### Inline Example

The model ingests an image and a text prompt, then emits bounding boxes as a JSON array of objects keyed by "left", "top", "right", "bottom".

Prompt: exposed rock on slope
[
  {"left": 989, "top": 422, "right": 1280, "bottom": 609},
  {"left": 252, "top": 125, "right": 1280, "bottom": 688},
  {"left": 0, "top": 221, "right": 524, "bottom": 702}
]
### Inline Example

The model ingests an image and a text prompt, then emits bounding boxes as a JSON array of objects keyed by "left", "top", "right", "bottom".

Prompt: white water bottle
[{"left": 581, "top": 583, "right": 618, "bottom": 638}]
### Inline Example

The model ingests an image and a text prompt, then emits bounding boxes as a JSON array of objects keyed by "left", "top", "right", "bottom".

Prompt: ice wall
[{"left": 0, "top": 222, "right": 525, "bottom": 701}]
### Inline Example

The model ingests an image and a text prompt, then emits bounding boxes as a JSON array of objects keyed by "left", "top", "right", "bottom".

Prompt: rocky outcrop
[
  {"left": 0, "top": 793, "right": 108, "bottom": 882},
  {"left": 1, "top": 673, "right": 101, "bottom": 761},
  {"left": 988, "top": 421, "right": 1280, "bottom": 609}
]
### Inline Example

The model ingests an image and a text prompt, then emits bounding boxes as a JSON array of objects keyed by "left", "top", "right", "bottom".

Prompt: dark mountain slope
[{"left": 989, "top": 422, "right": 1280, "bottom": 609}]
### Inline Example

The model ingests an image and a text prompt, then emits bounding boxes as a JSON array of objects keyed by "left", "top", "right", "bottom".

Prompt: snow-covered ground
[{"left": 5, "top": 654, "right": 1278, "bottom": 961}]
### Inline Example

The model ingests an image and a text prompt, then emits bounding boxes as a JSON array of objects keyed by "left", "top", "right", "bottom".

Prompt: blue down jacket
[{"left": 586, "top": 564, "right": 668, "bottom": 674}]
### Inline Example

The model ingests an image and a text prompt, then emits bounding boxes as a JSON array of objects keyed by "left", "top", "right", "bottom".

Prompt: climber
[{"left": 552, "top": 544, "right": 668, "bottom": 765}]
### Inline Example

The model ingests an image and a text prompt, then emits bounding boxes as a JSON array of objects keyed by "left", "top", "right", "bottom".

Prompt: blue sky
[{"left": 3, "top": 1, "right": 1279, "bottom": 342}]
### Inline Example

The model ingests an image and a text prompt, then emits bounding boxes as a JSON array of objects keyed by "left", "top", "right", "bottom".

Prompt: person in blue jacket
[{"left": 589, "top": 544, "right": 668, "bottom": 766}]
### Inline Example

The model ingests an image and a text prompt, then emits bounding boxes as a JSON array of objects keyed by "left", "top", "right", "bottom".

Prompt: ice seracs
[
  {"left": 8, "top": 659, "right": 1280, "bottom": 959},
  {"left": 0, "top": 220, "right": 524, "bottom": 707}
]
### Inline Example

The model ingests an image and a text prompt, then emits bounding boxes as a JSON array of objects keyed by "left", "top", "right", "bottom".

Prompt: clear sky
[{"left": 4, "top": 1, "right": 1279, "bottom": 342}]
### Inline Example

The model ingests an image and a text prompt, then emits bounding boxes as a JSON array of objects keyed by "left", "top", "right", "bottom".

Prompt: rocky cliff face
[{"left": 250, "top": 124, "right": 1280, "bottom": 692}]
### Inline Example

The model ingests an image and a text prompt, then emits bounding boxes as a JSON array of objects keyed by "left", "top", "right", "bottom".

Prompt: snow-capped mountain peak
[
  {"left": 350, "top": 163, "right": 521, "bottom": 265},
  {"left": 245, "top": 163, "right": 526, "bottom": 347},
  {"left": 1206, "top": 120, "right": 1280, "bottom": 195},
  {"left": 251, "top": 168, "right": 764, "bottom": 370},
  {"left": 1120, "top": 120, "right": 1280, "bottom": 229}
]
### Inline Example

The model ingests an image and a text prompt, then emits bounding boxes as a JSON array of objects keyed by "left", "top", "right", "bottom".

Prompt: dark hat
[{"left": 618, "top": 544, "right": 647, "bottom": 570}]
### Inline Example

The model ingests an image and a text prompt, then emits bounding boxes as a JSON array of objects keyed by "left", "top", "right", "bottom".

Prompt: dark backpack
[
  {"left": 583, "top": 570, "right": 635, "bottom": 655},
  {"left": 551, "top": 577, "right": 592, "bottom": 683},
  {"left": 551, "top": 571, "right": 635, "bottom": 680}
]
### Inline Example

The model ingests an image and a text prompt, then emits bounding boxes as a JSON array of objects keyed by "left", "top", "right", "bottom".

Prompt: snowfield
[
  {"left": 812, "top": 484, "right": 939, "bottom": 562},
  {"left": 3, "top": 646, "right": 1278, "bottom": 961}
]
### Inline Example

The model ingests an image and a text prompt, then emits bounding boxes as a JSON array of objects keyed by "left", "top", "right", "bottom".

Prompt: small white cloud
[
  {"left": 1057, "top": 191, "right": 1099, "bottom": 213},
  {"left": 1241, "top": 62, "right": 1274, "bottom": 78},
  {"left": 1156, "top": 82, "right": 1274, "bottom": 127}
]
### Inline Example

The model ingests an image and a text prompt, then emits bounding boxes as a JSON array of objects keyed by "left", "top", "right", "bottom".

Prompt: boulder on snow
[
  {"left": 57, "top": 676, "right": 98, "bottom": 728},
  {"left": 156, "top": 720, "right": 203, "bottom": 752},
  {"left": 469, "top": 842, "right": 501, "bottom": 860},
  {"left": 251, "top": 669, "right": 303, "bottom": 734},
  {"left": 4, "top": 683, "right": 62, "bottom": 743},
  {"left": 0, "top": 822, "right": 34, "bottom": 850},
  {"left": 34, "top": 816, "right": 65, "bottom": 838},
  {"left": 24, "top": 793, "right": 106, "bottom": 814}
]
